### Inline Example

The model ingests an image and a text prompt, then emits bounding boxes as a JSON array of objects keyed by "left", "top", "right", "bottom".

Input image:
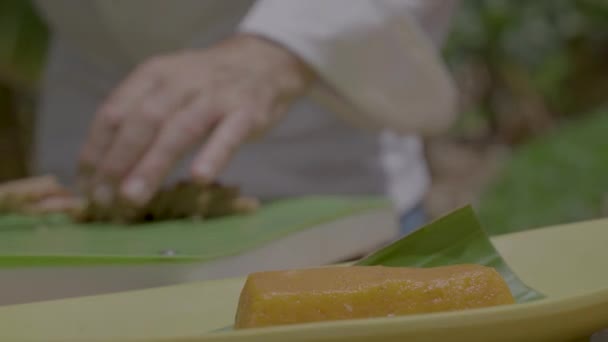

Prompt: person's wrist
[{"left": 228, "top": 33, "right": 316, "bottom": 98}]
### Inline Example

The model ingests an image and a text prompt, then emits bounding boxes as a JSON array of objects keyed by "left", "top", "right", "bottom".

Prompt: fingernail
[
  {"left": 122, "top": 178, "right": 150, "bottom": 205},
  {"left": 93, "top": 183, "right": 114, "bottom": 205}
]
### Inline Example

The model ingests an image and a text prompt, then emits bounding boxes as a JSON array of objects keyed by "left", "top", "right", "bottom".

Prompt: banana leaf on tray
[{"left": 0, "top": 205, "right": 546, "bottom": 342}]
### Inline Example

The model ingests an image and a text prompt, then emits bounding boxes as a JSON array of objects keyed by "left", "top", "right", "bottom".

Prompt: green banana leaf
[
  {"left": 0, "top": 196, "right": 387, "bottom": 267},
  {"left": 357, "top": 205, "right": 544, "bottom": 303}
]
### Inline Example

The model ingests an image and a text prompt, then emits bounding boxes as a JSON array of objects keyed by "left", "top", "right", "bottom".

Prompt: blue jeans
[{"left": 398, "top": 203, "right": 427, "bottom": 237}]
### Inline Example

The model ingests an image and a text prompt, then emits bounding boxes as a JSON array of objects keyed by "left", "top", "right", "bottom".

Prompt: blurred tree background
[
  {"left": 444, "top": 0, "right": 608, "bottom": 143},
  {"left": 0, "top": 0, "right": 607, "bottom": 234},
  {"left": 425, "top": 0, "right": 608, "bottom": 235},
  {"left": 0, "top": 0, "right": 48, "bottom": 181}
]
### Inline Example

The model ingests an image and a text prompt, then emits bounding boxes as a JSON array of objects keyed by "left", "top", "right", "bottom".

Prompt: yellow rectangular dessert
[{"left": 235, "top": 264, "right": 515, "bottom": 329}]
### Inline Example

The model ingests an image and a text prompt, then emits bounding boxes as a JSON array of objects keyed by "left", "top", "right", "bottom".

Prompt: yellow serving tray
[{"left": 1, "top": 218, "right": 607, "bottom": 342}]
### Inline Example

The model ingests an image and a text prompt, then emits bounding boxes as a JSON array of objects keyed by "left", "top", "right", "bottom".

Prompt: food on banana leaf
[
  {"left": 0, "top": 175, "right": 85, "bottom": 216},
  {"left": 79, "top": 180, "right": 259, "bottom": 223},
  {"left": 0, "top": 175, "right": 258, "bottom": 223},
  {"left": 235, "top": 265, "right": 515, "bottom": 329}
]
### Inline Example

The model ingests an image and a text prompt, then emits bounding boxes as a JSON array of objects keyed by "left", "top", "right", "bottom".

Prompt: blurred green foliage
[
  {"left": 0, "top": 0, "right": 48, "bottom": 89},
  {"left": 442, "top": 0, "right": 608, "bottom": 233},
  {"left": 0, "top": 0, "right": 48, "bottom": 180},
  {"left": 444, "top": 0, "right": 608, "bottom": 143},
  {"left": 477, "top": 108, "right": 608, "bottom": 235}
]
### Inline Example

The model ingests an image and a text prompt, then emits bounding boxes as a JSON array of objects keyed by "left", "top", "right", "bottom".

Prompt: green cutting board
[{"left": 0, "top": 196, "right": 388, "bottom": 267}]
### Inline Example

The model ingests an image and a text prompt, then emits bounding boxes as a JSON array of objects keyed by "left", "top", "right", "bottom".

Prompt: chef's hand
[{"left": 78, "top": 34, "right": 315, "bottom": 206}]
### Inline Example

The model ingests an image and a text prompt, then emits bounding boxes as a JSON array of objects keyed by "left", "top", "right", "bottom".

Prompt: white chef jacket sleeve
[{"left": 239, "top": 0, "right": 460, "bottom": 136}]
